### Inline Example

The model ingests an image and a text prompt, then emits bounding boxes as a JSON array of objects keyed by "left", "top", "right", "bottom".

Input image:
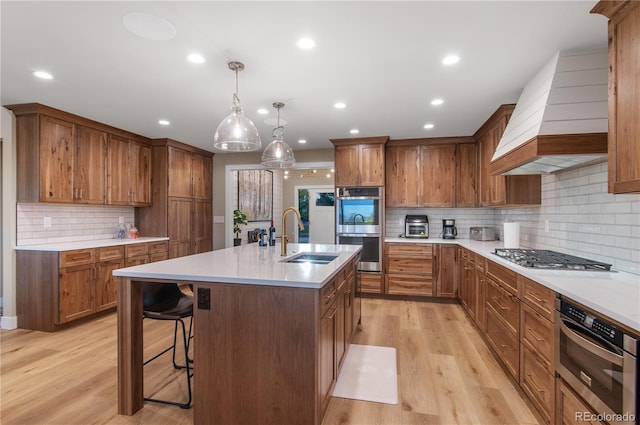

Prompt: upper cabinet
[
  {"left": 330, "top": 136, "right": 388, "bottom": 187},
  {"left": 592, "top": 1, "right": 640, "bottom": 194},
  {"left": 475, "top": 105, "right": 541, "bottom": 207},
  {"left": 385, "top": 138, "right": 475, "bottom": 208},
  {"left": 8, "top": 103, "right": 151, "bottom": 206}
]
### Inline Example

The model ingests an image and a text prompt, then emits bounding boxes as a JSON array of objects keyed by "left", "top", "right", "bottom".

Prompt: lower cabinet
[
  {"left": 16, "top": 240, "right": 168, "bottom": 332},
  {"left": 436, "top": 244, "right": 458, "bottom": 297},
  {"left": 384, "top": 243, "right": 435, "bottom": 296},
  {"left": 358, "top": 272, "right": 383, "bottom": 294},
  {"left": 556, "top": 378, "right": 607, "bottom": 425}
]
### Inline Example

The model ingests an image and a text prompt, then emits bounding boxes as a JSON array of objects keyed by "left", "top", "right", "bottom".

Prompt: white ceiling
[{"left": 1, "top": 1, "right": 607, "bottom": 155}]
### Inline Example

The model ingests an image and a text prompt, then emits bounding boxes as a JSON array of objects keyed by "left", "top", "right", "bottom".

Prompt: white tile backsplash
[{"left": 387, "top": 162, "right": 640, "bottom": 275}]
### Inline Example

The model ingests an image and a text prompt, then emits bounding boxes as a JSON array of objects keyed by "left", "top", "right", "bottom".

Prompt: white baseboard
[{"left": 1, "top": 315, "right": 18, "bottom": 330}]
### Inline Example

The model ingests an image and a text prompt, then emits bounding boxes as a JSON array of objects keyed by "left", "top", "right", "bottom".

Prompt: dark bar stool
[{"left": 142, "top": 282, "right": 193, "bottom": 409}]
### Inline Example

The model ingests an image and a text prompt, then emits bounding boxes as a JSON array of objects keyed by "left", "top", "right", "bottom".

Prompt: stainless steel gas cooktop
[{"left": 494, "top": 249, "right": 612, "bottom": 271}]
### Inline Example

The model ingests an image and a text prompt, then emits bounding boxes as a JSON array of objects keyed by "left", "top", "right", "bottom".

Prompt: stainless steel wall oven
[
  {"left": 336, "top": 187, "right": 382, "bottom": 272},
  {"left": 556, "top": 297, "right": 638, "bottom": 425}
]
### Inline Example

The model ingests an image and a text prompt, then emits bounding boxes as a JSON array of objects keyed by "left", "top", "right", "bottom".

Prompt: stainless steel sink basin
[{"left": 282, "top": 253, "right": 339, "bottom": 265}]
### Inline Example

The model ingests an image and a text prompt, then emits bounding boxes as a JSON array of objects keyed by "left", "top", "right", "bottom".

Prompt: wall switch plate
[
  {"left": 214, "top": 215, "right": 225, "bottom": 224},
  {"left": 43, "top": 217, "right": 52, "bottom": 228}
]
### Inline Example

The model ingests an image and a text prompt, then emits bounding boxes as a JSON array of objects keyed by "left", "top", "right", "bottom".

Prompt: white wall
[{"left": 1, "top": 107, "right": 17, "bottom": 329}]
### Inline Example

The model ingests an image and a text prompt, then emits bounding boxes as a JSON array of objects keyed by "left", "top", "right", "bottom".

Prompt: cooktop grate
[{"left": 493, "top": 249, "right": 612, "bottom": 271}]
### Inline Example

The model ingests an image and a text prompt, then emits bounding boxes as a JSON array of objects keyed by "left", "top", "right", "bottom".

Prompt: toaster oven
[{"left": 470, "top": 227, "right": 495, "bottom": 241}]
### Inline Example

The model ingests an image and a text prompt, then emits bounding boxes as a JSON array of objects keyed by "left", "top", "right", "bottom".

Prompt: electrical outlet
[
  {"left": 43, "top": 217, "right": 52, "bottom": 228},
  {"left": 545, "top": 220, "right": 550, "bottom": 232},
  {"left": 118, "top": 216, "right": 124, "bottom": 224}
]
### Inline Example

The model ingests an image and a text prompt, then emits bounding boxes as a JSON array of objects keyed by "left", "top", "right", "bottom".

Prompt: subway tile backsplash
[{"left": 387, "top": 162, "right": 640, "bottom": 275}]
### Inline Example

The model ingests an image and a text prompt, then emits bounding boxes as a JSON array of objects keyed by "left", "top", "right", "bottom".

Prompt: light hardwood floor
[{"left": 1, "top": 299, "right": 543, "bottom": 425}]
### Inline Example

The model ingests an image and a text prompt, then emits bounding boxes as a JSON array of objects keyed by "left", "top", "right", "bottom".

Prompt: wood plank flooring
[{"left": 1, "top": 299, "right": 543, "bottom": 425}]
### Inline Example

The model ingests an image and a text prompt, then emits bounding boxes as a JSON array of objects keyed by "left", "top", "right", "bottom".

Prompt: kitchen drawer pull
[
  {"left": 323, "top": 307, "right": 337, "bottom": 319},
  {"left": 324, "top": 289, "right": 336, "bottom": 300},
  {"left": 526, "top": 374, "right": 545, "bottom": 393},
  {"left": 526, "top": 327, "right": 544, "bottom": 342},
  {"left": 527, "top": 292, "right": 544, "bottom": 303},
  {"left": 492, "top": 297, "right": 509, "bottom": 311}
]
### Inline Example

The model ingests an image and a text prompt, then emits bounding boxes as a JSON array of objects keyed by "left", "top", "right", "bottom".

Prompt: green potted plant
[{"left": 233, "top": 209, "right": 248, "bottom": 246}]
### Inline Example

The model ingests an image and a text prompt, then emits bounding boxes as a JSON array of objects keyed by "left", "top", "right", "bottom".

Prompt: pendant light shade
[
  {"left": 261, "top": 102, "right": 295, "bottom": 168},
  {"left": 213, "top": 61, "right": 261, "bottom": 151}
]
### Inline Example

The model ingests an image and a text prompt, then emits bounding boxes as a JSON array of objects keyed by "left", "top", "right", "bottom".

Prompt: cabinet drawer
[
  {"left": 520, "top": 275, "right": 555, "bottom": 322},
  {"left": 387, "top": 257, "right": 433, "bottom": 275},
  {"left": 486, "top": 277, "right": 520, "bottom": 337},
  {"left": 60, "top": 249, "right": 95, "bottom": 267},
  {"left": 125, "top": 256, "right": 148, "bottom": 267},
  {"left": 386, "top": 275, "right": 434, "bottom": 296},
  {"left": 335, "top": 269, "right": 347, "bottom": 292},
  {"left": 359, "top": 272, "right": 382, "bottom": 294},
  {"left": 125, "top": 243, "right": 147, "bottom": 258},
  {"left": 321, "top": 279, "right": 337, "bottom": 312},
  {"left": 487, "top": 260, "right": 518, "bottom": 295},
  {"left": 148, "top": 240, "right": 169, "bottom": 255},
  {"left": 521, "top": 303, "right": 554, "bottom": 374},
  {"left": 520, "top": 345, "right": 554, "bottom": 425},
  {"left": 386, "top": 243, "right": 433, "bottom": 257},
  {"left": 486, "top": 307, "right": 519, "bottom": 380},
  {"left": 149, "top": 252, "right": 168, "bottom": 263},
  {"left": 98, "top": 245, "right": 124, "bottom": 261}
]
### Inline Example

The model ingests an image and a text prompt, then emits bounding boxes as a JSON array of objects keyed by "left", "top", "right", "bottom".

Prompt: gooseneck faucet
[
  {"left": 281, "top": 207, "right": 305, "bottom": 256},
  {"left": 353, "top": 213, "right": 365, "bottom": 224}
]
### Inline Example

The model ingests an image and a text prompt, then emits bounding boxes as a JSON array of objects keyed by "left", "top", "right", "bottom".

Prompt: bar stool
[{"left": 142, "top": 282, "right": 193, "bottom": 409}]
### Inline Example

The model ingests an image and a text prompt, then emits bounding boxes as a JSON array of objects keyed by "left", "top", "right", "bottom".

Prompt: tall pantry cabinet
[{"left": 136, "top": 139, "right": 214, "bottom": 258}]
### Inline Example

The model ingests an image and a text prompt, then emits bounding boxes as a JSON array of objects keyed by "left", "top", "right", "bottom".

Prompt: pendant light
[
  {"left": 261, "top": 102, "right": 296, "bottom": 168},
  {"left": 213, "top": 61, "right": 261, "bottom": 151}
]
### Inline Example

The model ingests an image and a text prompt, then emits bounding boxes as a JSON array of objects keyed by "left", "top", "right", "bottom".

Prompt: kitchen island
[{"left": 113, "top": 242, "right": 362, "bottom": 425}]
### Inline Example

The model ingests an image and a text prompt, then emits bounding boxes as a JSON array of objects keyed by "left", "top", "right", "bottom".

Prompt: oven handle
[
  {"left": 559, "top": 318, "right": 624, "bottom": 366},
  {"left": 337, "top": 233, "right": 381, "bottom": 238}
]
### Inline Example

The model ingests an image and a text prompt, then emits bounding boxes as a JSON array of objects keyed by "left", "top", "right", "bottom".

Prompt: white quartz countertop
[
  {"left": 14, "top": 237, "right": 169, "bottom": 251},
  {"left": 113, "top": 243, "right": 362, "bottom": 289},
  {"left": 386, "top": 237, "right": 640, "bottom": 333}
]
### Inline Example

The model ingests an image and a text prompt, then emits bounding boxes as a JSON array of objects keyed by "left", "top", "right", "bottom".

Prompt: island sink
[{"left": 282, "top": 253, "right": 339, "bottom": 264}]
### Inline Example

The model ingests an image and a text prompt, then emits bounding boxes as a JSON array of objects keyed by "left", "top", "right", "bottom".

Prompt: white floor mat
[{"left": 332, "top": 344, "right": 398, "bottom": 404}]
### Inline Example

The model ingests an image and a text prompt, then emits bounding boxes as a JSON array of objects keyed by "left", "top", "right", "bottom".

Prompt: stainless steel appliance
[
  {"left": 556, "top": 297, "right": 638, "bottom": 424},
  {"left": 470, "top": 226, "right": 495, "bottom": 241},
  {"left": 494, "top": 249, "right": 612, "bottom": 271},
  {"left": 442, "top": 219, "right": 457, "bottom": 239},
  {"left": 336, "top": 187, "right": 382, "bottom": 272},
  {"left": 405, "top": 215, "right": 428, "bottom": 238}
]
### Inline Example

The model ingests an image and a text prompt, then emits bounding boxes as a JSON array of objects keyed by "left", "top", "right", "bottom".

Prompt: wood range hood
[{"left": 490, "top": 47, "right": 608, "bottom": 176}]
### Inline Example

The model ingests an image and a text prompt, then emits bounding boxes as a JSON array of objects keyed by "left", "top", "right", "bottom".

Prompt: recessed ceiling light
[
  {"left": 326, "top": 174, "right": 331, "bottom": 178},
  {"left": 33, "top": 70, "right": 53, "bottom": 80},
  {"left": 424, "top": 123, "right": 435, "bottom": 129},
  {"left": 442, "top": 55, "right": 460, "bottom": 65},
  {"left": 257, "top": 108, "right": 269, "bottom": 115},
  {"left": 350, "top": 129, "right": 359, "bottom": 134},
  {"left": 330, "top": 169, "right": 335, "bottom": 173},
  {"left": 334, "top": 102, "right": 346, "bottom": 109},
  {"left": 187, "top": 53, "right": 205, "bottom": 64},
  {"left": 298, "top": 139, "right": 307, "bottom": 144},
  {"left": 158, "top": 119, "right": 170, "bottom": 126},
  {"left": 284, "top": 170, "right": 289, "bottom": 175},
  {"left": 284, "top": 175, "right": 289, "bottom": 179},
  {"left": 296, "top": 37, "right": 316, "bottom": 50},
  {"left": 122, "top": 12, "right": 176, "bottom": 41},
  {"left": 431, "top": 98, "right": 444, "bottom": 106}
]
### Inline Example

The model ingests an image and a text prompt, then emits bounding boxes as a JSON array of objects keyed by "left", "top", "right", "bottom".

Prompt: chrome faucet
[
  {"left": 281, "top": 207, "right": 305, "bottom": 256},
  {"left": 353, "top": 213, "right": 365, "bottom": 224}
]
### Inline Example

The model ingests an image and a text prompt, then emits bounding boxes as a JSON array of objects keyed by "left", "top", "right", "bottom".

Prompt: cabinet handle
[
  {"left": 345, "top": 290, "right": 351, "bottom": 308},
  {"left": 323, "top": 307, "right": 337, "bottom": 319},
  {"left": 526, "top": 374, "right": 545, "bottom": 393},
  {"left": 528, "top": 292, "right": 544, "bottom": 303},
  {"left": 526, "top": 327, "right": 544, "bottom": 342},
  {"left": 324, "top": 289, "right": 336, "bottom": 300},
  {"left": 79, "top": 188, "right": 83, "bottom": 199},
  {"left": 492, "top": 297, "right": 509, "bottom": 311}
]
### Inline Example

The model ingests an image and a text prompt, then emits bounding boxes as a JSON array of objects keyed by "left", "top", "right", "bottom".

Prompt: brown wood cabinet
[
  {"left": 358, "top": 272, "right": 383, "bottom": 294},
  {"left": 330, "top": 136, "right": 388, "bottom": 187},
  {"left": 456, "top": 142, "right": 478, "bottom": 207},
  {"left": 136, "top": 139, "right": 214, "bottom": 259},
  {"left": 385, "top": 138, "right": 475, "bottom": 208},
  {"left": 436, "top": 244, "right": 458, "bottom": 298},
  {"left": 8, "top": 103, "right": 151, "bottom": 206},
  {"left": 475, "top": 105, "right": 541, "bottom": 207},
  {"left": 384, "top": 243, "right": 435, "bottom": 296},
  {"left": 16, "top": 241, "right": 167, "bottom": 332},
  {"left": 459, "top": 248, "right": 486, "bottom": 328},
  {"left": 592, "top": 1, "right": 640, "bottom": 193},
  {"left": 556, "top": 378, "right": 607, "bottom": 425}
]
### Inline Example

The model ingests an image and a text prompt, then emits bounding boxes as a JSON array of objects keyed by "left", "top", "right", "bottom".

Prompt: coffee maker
[{"left": 442, "top": 219, "right": 457, "bottom": 239}]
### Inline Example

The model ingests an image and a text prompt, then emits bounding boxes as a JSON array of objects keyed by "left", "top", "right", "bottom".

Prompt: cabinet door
[
  {"left": 358, "top": 144, "right": 385, "bottom": 186},
  {"left": 39, "top": 116, "right": 75, "bottom": 203},
  {"left": 334, "top": 145, "right": 359, "bottom": 186},
  {"left": 420, "top": 145, "right": 456, "bottom": 207},
  {"left": 130, "top": 141, "right": 151, "bottom": 206},
  {"left": 437, "top": 244, "right": 458, "bottom": 298},
  {"left": 74, "top": 125, "right": 106, "bottom": 204},
  {"left": 107, "top": 135, "right": 131, "bottom": 205},
  {"left": 193, "top": 200, "right": 212, "bottom": 254},
  {"left": 385, "top": 146, "right": 420, "bottom": 207},
  {"left": 456, "top": 143, "right": 477, "bottom": 207},
  {"left": 192, "top": 153, "right": 212, "bottom": 200},
  {"left": 320, "top": 302, "right": 337, "bottom": 414},
  {"left": 58, "top": 264, "right": 94, "bottom": 323},
  {"left": 488, "top": 125, "right": 507, "bottom": 205},
  {"left": 556, "top": 378, "right": 606, "bottom": 425},
  {"left": 95, "top": 259, "right": 124, "bottom": 311},
  {"left": 168, "top": 198, "right": 193, "bottom": 258},
  {"left": 168, "top": 146, "right": 193, "bottom": 197}
]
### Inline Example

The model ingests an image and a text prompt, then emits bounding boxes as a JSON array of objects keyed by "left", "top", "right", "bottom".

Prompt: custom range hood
[{"left": 490, "top": 48, "right": 608, "bottom": 175}]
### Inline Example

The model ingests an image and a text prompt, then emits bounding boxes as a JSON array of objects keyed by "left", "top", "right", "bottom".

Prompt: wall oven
[
  {"left": 336, "top": 187, "right": 382, "bottom": 272},
  {"left": 556, "top": 297, "right": 638, "bottom": 425}
]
